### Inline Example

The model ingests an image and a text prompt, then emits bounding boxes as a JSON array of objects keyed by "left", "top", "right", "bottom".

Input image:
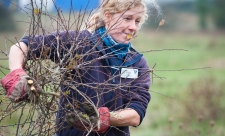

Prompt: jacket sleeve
[
  {"left": 20, "top": 31, "right": 59, "bottom": 62},
  {"left": 20, "top": 30, "right": 89, "bottom": 62},
  {"left": 126, "top": 57, "right": 151, "bottom": 125}
]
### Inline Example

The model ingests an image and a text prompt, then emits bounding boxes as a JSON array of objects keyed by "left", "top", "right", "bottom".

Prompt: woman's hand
[
  {"left": 1, "top": 69, "right": 30, "bottom": 102},
  {"left": 65, "top": 106, "right": 110, "bottom": 133}
]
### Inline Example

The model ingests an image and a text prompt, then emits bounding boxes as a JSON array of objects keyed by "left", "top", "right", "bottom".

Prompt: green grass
[{"left": 130, "top": 30, "right": 225, "bottom": 136}]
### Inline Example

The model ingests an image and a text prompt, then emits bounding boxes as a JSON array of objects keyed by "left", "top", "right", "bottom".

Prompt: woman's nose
[{"left": 128, "top": 20, "right": 138, "bottom": 31}]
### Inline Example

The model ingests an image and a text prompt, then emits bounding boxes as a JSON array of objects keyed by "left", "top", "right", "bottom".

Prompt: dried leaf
[
  {"left": 42, "top": 46, "right": 50, "bottom": 57},
  {"left": 75, "top": 53, "right": 80, "bottom": 60},
  {"left": 47, "top": 122, "right": 52, "bottom": 126},
  {"left": 126, "top": 34, "right": 132, "bottom": 39},
  {"left": 63, "top": 90, "right": 70, "bottom": 95},
  {"left": 66, "top": 59, "right": 75, "bottom": 70},
  {"left": 34, "top": 8, "right": 40, "bottom": 15},
  {"left": 159, "top": 19, "right": 165, "bottom": 27},
  {"left": 82, "top": 114, "right": 89, "bottom": 120}
]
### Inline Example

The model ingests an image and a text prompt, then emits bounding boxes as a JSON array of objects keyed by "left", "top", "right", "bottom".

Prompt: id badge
[{"left": 121, "top": 68, "right": 138, "bottom": 79}]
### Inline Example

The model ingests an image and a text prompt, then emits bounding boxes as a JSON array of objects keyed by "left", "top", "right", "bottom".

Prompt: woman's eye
[
  {"left": 135, "top": 20, "right": 140, "bottom": 24},
  {"left": 124, "top": 17, "right": 131, "bottom": 21}
]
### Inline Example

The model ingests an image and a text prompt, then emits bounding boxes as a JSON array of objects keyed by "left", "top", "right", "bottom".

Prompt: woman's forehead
[{"left": 117, "top": 6, "right": 144, "bottom": 18}]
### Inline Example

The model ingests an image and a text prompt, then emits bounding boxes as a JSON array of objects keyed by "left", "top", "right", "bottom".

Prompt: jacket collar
[{"left": 90, "top": 31, "right": 143, "bottom": 67}]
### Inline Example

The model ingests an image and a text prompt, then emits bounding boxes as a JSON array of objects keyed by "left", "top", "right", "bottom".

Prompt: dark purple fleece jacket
[{"left": 21, "top": 30, "right": 151, "bottom": 136}]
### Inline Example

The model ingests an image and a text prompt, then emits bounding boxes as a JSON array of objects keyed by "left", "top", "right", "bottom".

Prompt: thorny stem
[
  {"left": 16, "top": 106, "right": 25, "bottom": 136},
  {"left": 140, "top": 48, "right": 188, "bottom": 53}
]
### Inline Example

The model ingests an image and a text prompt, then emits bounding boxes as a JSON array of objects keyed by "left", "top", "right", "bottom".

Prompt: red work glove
[
  {"left": 97, "top": 107, "right": 110, "bottom": 133},
  {"left": 65, "top": 107, "right": 110, "bottom": 133},
  {"left": 1, "top": 68, "right": 32, "bottom": 102}
]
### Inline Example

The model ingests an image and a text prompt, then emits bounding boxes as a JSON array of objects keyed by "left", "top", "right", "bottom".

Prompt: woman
[{"left": 1, "top": 0, "right": 161, "bottom": 135}]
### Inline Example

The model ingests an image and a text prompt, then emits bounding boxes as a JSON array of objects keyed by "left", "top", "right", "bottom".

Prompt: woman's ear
[
  {"left": 104, "top": 11, "right": 112, "bottom": 27},
  {"left": 104, "top": 11, "right": 111, "bottom": 21}
]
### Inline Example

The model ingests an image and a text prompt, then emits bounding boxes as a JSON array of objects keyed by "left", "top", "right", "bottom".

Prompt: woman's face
[{"left": 104, "top": 6, "right": 144, "bottom": 44}]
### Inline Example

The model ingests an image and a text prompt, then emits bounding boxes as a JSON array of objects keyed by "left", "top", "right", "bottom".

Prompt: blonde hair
[{"left": 88, "top": 0, "right": 151, "bottom": 32}]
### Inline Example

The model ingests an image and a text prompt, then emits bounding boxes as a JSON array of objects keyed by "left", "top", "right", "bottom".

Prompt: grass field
[
  {"left": 130, "top": 30, "right": 225, "bottom": 136},
  {"left": 1, "top": 13, "right": 225, "bottom": 136}
]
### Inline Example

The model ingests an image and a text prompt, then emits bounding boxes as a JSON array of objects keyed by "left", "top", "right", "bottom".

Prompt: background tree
[
  {"left": 195, "top": 0, "right": 209, "bottom": 30},
  {"left": 0, "top": 4, "right": 16, "bottom": 32},
  {"left": 210, "top": 0, "right": 225, "bottom": 29},
  {"left": 195, "top": 0, "right": 225, "bottom": 30}
]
